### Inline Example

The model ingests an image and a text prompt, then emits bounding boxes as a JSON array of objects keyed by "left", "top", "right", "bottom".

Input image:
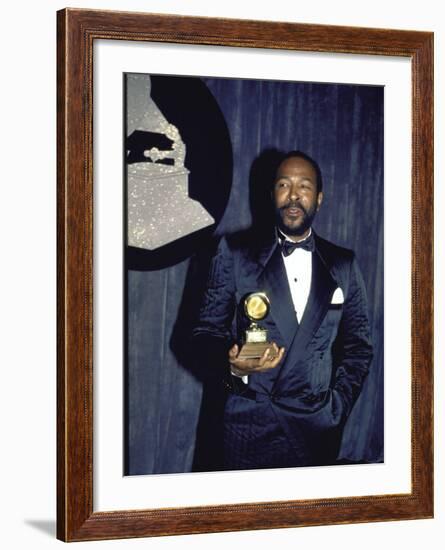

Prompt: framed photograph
[{"left": 57, "top": 8, "right": 433, "bottom": 542}]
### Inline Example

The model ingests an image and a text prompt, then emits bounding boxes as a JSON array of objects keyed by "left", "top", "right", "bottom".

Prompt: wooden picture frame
[{"left": 57, "top": 8, "right": 433, "bottom": 542}]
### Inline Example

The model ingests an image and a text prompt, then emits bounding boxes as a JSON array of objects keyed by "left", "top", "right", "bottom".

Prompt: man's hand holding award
[{"left": 229, "top": 292, "right": 285, "bottom": 375}]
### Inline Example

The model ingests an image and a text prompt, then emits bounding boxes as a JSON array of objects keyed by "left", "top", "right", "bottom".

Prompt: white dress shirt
[
  {"left": 280, "top": 228, "right": 313, "bottom": 323},
  {"left": 232, "top": 228, "right": 313, "bottom": 383}
]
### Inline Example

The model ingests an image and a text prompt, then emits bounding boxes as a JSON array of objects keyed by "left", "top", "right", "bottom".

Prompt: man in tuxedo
[{"left": 193, "top": 151, "right": 373, "bottom": 470}]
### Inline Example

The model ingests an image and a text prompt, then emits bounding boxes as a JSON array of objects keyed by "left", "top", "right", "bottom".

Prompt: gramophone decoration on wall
[{"left": 126, "top": 73, "right": 215, "bottom": 250}]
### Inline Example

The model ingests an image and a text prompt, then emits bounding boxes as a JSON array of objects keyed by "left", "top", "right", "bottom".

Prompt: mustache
[{"left": 280, "top": 202, "right": 307, "bottom": 214}]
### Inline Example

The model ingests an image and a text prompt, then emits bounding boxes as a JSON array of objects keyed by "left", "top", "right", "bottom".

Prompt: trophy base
[{"left": 237, "top": 342, "right": 278, "bottom": 360}]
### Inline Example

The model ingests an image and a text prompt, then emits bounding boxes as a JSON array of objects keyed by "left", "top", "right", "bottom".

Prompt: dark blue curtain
[{"left": 126, "top": 77, "right": 383, "bottom": 474}]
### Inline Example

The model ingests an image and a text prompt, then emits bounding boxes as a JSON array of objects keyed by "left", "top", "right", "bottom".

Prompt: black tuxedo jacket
[{"left": 193, "top": 230, "right": 373, "bottom": 469}]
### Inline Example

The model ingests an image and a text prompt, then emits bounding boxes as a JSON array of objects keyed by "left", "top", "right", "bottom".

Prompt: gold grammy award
[{"left": 238, "top": 292, "right": 278, "bottom": 360}]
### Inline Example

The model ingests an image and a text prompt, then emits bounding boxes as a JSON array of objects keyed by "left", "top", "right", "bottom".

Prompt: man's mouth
[{"left": 283, "top": 205, "right": 304, "bottom": 217}]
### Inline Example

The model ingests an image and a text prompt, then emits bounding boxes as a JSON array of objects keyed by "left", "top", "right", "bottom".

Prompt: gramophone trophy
[{"left": 237, "top": 292, "right": 278, "bottom": 360}]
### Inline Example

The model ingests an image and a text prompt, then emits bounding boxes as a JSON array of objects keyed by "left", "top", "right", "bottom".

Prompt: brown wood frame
[{"left": 57, "top": 7, "right": 434, "bottom": 542}]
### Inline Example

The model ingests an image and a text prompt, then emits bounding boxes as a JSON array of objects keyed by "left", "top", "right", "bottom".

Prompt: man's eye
[{"left": 300, "top": 183, "right": 313, "bottom": 191}]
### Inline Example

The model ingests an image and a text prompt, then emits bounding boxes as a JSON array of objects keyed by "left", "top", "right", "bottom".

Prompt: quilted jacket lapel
[
  {"left": 258, "top": 242, "right": 298, "bottom": 348},
  {"left": 272, "top": 234, "right": 338, "bottom": 389}
]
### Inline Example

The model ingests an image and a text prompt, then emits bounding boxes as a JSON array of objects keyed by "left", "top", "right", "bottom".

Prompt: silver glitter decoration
[{"left": 127, "top": 74, "right": 215, "bottom": 250}]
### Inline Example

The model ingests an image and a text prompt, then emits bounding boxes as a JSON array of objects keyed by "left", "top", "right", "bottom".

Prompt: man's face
[{"left": 273, "top": 156, "right": 323, "bottom": 239}]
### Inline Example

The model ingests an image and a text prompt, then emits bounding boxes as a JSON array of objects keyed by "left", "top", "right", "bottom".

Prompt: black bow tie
[{"left": 280, "top": 233, "right": 315, "bottom": 256}]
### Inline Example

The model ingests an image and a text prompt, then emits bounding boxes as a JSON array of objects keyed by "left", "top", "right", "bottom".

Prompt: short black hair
[{"left": 277, "top": 150, "right": 323, "bottom": 193}]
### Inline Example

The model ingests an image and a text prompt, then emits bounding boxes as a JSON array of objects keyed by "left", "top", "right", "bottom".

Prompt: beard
[{"left": 275, "top": 202, "right": 317, "bottom": 237}]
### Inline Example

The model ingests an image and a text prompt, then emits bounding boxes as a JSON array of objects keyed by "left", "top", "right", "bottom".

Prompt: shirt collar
[{"left": 276, "top": 227, "right": 312, "bottom": 245}]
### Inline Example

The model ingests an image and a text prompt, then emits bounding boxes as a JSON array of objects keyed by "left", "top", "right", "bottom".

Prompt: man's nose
[{"left": 289, "top": 183, "right": 300, "bottom": 201}]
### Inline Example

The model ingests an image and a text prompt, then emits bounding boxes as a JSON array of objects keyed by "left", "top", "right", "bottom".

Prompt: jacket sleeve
[
  {"left": 192, "top": 237, "right": 237, "bottom": 379},
  {"left": 332, "top": 255, "right": 373, "bottom": 419}
]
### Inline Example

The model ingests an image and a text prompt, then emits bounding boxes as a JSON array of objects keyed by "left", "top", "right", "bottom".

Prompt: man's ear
[{"left": 316, "top": 191, "right": 324, "bottom": 211}]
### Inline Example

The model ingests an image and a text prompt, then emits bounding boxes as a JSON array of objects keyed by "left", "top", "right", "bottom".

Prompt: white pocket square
[{"left": 331, "top": 287, "right": 344, "bottom": 304}]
